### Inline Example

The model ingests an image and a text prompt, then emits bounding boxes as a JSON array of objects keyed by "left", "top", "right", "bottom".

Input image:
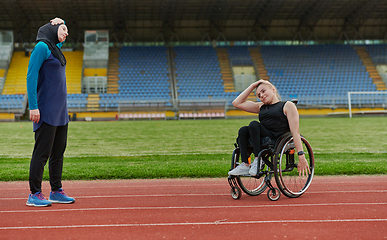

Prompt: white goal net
[{"left": 347, "top": 91, "right": 387, "bottom": 118}]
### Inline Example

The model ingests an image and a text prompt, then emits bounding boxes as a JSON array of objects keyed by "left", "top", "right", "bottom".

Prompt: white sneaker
[
  {"left": 228, "top": 163, "right": 250, "bottom": 176},
  {"left": 249, "top": 159, "right": 265, "bottom": 176}
]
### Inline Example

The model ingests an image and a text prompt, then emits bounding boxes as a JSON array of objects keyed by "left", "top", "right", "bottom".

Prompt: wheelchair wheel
[
  {"left": 267, "top": 187, "right": 281, "bottom": 201},
  {"left": 232, "top": 148, "right": 269, "bottom": 196},
  {"left": 231, "top": 186, "right": 242, "bottom": 200},
  {"left": 273, "top": 134, "right": 315, "bottom": 198}
]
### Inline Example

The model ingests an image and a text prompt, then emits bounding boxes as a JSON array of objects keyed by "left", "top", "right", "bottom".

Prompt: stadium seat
[{"left": 260, "top": 45, "right": 379, "bottom": 105}]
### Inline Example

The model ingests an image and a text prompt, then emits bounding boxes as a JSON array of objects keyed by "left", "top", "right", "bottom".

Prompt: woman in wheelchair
[{"left": 228, "top": 79, "right": 310, "bottom": 177}]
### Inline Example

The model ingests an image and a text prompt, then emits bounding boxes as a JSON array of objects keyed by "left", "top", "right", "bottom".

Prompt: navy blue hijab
[{"left": 36, "top": 23, "right": 67, "bottom": 66}]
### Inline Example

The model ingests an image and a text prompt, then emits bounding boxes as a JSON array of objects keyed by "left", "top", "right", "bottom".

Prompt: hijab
[{"left": 36, "top": 23, "right": 67, "bottom": 66}]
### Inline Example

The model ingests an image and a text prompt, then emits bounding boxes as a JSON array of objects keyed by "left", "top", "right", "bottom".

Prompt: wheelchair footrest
[{"left": 227, "top": 175, "right": 238, "bottom": 188}]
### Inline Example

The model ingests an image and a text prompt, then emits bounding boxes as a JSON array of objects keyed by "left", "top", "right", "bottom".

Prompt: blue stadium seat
[{"left": 260, "top": 45, "right": 380, "bottom": 104}]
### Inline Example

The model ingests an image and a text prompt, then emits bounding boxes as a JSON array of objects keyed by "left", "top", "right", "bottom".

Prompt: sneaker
[
  {"left": 249, "top": 158, "right": 265, "bottom": 176},
  {"left": 49, "top": 188, "right": 75, "bottom": 204},
  {"left": 228, "top": 163, "right": 250, "bottom": 176},
  {"left": 26, "top": 192, "right": 52, "bottom": 207}
]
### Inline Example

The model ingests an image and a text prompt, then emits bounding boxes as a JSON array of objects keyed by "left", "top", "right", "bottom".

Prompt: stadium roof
[{"left": 1, "top": 0, "right": 387, "bottom": 43}]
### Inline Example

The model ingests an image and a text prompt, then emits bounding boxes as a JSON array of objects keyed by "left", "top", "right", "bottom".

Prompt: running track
[{"left": 0, "top": 176, "right": 386, "bottom": 240}]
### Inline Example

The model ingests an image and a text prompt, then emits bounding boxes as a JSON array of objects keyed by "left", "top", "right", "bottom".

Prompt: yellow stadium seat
[{"left": 3, "top": 51, "right": 84, "bottom": 95}]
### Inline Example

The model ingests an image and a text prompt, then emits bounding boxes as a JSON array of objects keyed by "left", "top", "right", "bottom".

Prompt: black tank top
[{"left": 259, "top": 101, "right": 290, "bottom": 138}]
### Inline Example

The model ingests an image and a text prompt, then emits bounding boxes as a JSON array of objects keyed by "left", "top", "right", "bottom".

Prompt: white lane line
[
  {"left": 1, "top": 189, "right": 386, "bottom": 201},
  {"left": 0, "top": 218, "right": 386, "bottom": 230},
  {"left": 1, "top": 202, "right": 386, "bottom": 213},
  {"left": 1, "top": 193, "right": 228, "bottom": 200},
  {"left": 0, "top": 179, "right": 385, "bottom": 190}
]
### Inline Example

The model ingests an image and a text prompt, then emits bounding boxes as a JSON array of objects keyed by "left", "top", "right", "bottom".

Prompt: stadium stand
[
  {"left": 355, "top": 46, "right": 387, "bottom": 91},
  {"left": 260, "top": 45, "right": 381, "bottom": 105},
  {"left": 63, "top": 51, "right": 83, "bottom": 94},
  {"left": 366, "top": 44, "right": 387, "bottom": 65},
  {"left": 96, "top": 46, "right": 173, "bottom": 117},
  {"left": 2, "top": 44, "right": 387, "bottom": 120},
  {"left": 174, "top": 46, "right": 237, "bottom": 118},
  {"left": 174, "top": 46, "right": 238, "bottom": 102},
  {"left": 249, "top": 47, "right": 270, "bottom": 81},
  {"left": 225, "top": 46, "right": 256, "bottom": 101},
  {"left": 364, "top": 44, "right": 387, "bottom": 91},
  {"left": 67, "top": 93, "right": 88, "bottom": 110},
  {"left": 0, "top": 94, "right": 24, "bottom": 111},
  {"left": 2, "top": 52, "right": 29, "bottom": 95},
  {"left": 226, "top": 46, "right": 254, "bottom": 66},
  {"left": 216, "top": 48, "right": 235, "bottom": 92},
  {"left": 0, "top": 69, "right": 5, "bottom": 92},
  {"left": 174, "top": 46, "right": 238, "bottom": 118},
  {"left": 0, "top": 50, "right": 86, "bottom": 115},
  {"left": 0, "top": 51, "right": 27, "bottom": 114},
  {"left": 107, "top": 50, "right": 119, "bottom": 94},
  {"left": 1, "top": 1, "right": 387, "bottom": 121},
  {"left": 117, "top": 46, "right": 171, "bottom": 101}
]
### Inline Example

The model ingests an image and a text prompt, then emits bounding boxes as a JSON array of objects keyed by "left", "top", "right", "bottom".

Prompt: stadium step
[
  {"left": 249, "top": 47, "right": 269, "bottom": 81},
  {"left": 87, "top": 94, "right": 100, "bottom": 110},
  {"left": 354, "top": 46, "right": 387, "bottom": 91},
  {"left": 107, "top": 50, "right": 119, "bottom": 94},
  {"left": 216, "top": 48, "right": 236, "bottom": 92}
]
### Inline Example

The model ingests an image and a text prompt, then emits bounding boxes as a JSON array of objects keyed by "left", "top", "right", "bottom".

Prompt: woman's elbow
[{"left": 232, "top": 100, "right": 238, "bottom": 108}]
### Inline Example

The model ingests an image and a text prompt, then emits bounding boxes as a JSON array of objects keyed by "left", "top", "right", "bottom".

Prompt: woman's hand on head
[
  {"left": 251, "top": 79, "right": 269, "bottom": 88},
  {"left": 50, "top": 17, "right": 64, "bottom": 25}
]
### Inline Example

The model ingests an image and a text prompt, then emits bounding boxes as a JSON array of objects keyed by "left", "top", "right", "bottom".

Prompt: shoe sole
[
  {"left": 229, "top": 173, "right": 251, "bottom": 176},
  {"left": 48, "top": 199, "right": 75, "bottom": 204},
  {"left": 228, "top": 173, "right": 250, "bottom": 176},
  {"left": 26, "top": 202, "right": 52, "bottom": 207}
]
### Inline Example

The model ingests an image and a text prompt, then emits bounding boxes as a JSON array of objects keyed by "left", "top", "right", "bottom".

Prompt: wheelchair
[{"left": 227, "top": 132, "right": 315, "bottom": 201}]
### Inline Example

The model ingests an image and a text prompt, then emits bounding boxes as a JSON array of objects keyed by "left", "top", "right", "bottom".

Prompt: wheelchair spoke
[{"left": 237, "top": 175, "right": 268, "bottom": 196}]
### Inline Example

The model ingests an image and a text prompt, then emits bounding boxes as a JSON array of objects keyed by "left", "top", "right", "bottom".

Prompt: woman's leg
[
  {"left": 237, "top": 126, "right": 250, "bottom": 164},
  {"left": 248, "top": 121, "right": 275, "bottom": 158},
  {"left": 49, "top": 124, "right": 68, "bottom": 192},
  {"left": 29, "top": 122, "right": 56, "bottom": 194}
]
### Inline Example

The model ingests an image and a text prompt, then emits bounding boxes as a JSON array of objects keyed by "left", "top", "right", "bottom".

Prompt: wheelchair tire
[
  {"left": 267, "top": 187, "right": 281, "bottom": 201},
  {"left": 231, "top": 186, "right": 242, "bottom": 200},
  {"left": 273, "top": 134, "right": 315, "bottom": 198},
  {"left": 232, "top": 148, "right": 269, "bottom": 196}
]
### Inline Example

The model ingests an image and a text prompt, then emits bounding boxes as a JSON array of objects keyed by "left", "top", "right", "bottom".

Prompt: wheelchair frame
[{"left": 228, "top": 132, "right": 315, "bottom": 201}]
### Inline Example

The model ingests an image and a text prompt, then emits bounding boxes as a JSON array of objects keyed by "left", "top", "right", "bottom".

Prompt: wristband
[{"left": 297, "top": 151, "right": 305, "bottom": 156}]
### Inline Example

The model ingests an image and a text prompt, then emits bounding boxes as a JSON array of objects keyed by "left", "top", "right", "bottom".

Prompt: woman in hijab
[{"left": 26, "top": 17, "right": 75, "bottom": 207}]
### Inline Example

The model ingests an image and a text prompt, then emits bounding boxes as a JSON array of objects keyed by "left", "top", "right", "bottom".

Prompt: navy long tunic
[{"left": 26, "top": 42, "right": 69, "bottom": 132}]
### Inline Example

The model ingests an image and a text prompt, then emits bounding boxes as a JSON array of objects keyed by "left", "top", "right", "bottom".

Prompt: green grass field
[{"left": 0, "top": 116, "right": 386, "bottom": 181}]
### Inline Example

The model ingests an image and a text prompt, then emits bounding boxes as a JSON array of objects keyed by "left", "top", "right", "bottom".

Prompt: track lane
[{"left": 0, "top": 176, "right": 386, "bottom": 239}]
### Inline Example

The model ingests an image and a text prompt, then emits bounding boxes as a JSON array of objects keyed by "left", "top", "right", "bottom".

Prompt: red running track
[{"left": 0, "top": 176, "right": 386, "bottom": 240}]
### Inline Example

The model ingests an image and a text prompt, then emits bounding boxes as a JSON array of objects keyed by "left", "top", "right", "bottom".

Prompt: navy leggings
[{"left": 238, "top": 121, "right": 276, "bottom": 164}]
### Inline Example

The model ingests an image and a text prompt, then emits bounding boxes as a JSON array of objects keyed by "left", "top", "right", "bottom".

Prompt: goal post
[{"left": 348, "top": 91, "right": 387, "bottom": 118}]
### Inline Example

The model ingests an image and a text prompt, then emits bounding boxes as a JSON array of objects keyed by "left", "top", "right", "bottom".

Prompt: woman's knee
[
  {"left": 249, "top": 120, "right": 260, "bottom": 128},
  {"left": 238, "top": 126, "right": 249, "bottom": 136}
]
